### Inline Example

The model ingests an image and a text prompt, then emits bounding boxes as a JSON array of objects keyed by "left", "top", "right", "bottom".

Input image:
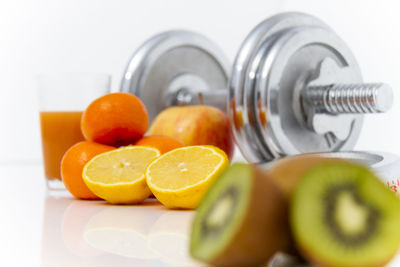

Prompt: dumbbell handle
[
  {"left": 173, "top": 88, "right": 228, "bottom": 111},
  {"left": 173, "top": 82, "right": 393, "bottom": 115},
  {"left": 306, "top": 83, "right": 393, "bottom": 114}
]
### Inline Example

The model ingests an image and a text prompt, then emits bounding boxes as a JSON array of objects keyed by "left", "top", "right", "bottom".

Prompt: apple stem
[{"left": 198, "top": 92, "right": 204, "bottom": 105}]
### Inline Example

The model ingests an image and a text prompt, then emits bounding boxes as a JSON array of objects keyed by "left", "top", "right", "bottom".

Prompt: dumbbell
[{"left": 119, "top": 12, "right": 393, "bottom": 164}]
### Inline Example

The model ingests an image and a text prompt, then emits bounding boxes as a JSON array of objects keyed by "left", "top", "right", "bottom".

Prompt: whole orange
[
  {"left": 134, "top": 135, "right": 185, "bottom": 154},
  {"left": 81, "top": 92, "right": 149, "bottom": 146},
  {"left": 61, "top": 141, "right": 115, "bottom": 199}
]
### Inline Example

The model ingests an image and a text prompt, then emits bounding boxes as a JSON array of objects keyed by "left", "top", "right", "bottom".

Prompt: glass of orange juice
[{"left": 37, "top": 73, "right": 111, "bottom": 190}]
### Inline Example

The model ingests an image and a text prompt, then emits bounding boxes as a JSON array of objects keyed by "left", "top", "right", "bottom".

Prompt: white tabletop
[{"left": 1, "top": 163, "right": 399, "bottom": 267}]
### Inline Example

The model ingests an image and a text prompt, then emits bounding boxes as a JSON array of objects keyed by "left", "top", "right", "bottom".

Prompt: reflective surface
[
  {"left": 0, "top": 164, "right": 202, "bottom": 267},
  {"left": 41, "top": 196, "right": 200, "bottom": 267},
  {"left": 1, "top": 163, "right": 399, "bottom": 267}
]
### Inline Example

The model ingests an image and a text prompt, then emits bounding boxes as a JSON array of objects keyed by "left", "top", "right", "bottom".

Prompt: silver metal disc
[
  {"left": 229, "top": 12, "right": 363, "bottom": 163},
  {"left": 120, "top": 30, "right": 230, "bottom": 122}
]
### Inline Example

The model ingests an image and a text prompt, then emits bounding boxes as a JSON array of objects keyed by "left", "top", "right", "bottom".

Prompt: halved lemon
[
  {"left": 145, "top": 146, "right": 229, "bottom": 209},
  {"left": 82, "top": 146, "right": 160, "bottom": 204}
]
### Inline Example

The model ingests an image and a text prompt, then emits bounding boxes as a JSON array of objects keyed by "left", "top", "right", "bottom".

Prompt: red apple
[{"left": 148, "top": 105, "right": 234, "bottom": 160}]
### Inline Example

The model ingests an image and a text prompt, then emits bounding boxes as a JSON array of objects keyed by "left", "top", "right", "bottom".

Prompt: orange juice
[{"left": 40, "top": 111, "right": 85, "bottom": 180}]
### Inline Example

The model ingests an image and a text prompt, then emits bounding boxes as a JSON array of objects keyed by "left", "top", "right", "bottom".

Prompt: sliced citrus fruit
[
  {"left": 82, "top": 146, "right": 160, "bottom": 204},
  {"left": 145, "top": 146, "right": 229, "bottom": 209}
]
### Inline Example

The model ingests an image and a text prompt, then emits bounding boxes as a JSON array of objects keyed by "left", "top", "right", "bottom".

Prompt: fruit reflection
[
  {"left": 83, "top": 200, "right": 165, "bottom": 259},
  {"left": 61, "top": 199, "right": 105, "bottom": 257},
  {"left": 148, "top": 211, "right": 201, "bottom": 266},
  {"left": 41, "top": 195, "right": 104, "bottom": 267}
]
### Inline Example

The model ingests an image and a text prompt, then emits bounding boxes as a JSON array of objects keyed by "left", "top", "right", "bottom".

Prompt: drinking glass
[{"left": 37, "top": 73, "right": 111, "bottom": 190}]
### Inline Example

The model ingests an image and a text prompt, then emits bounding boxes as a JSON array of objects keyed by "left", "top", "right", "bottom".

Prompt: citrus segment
[
  {"left": 146, "top": 146, "right": 229, "bottom": 209},
  {"left": 83, "top": 146, "right": 160, "bottom": 204}
]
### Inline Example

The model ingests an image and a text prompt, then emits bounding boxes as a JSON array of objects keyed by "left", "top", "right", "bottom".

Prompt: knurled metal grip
[{"left": 119, "top": 12, "right": 393, "bottom": 164}]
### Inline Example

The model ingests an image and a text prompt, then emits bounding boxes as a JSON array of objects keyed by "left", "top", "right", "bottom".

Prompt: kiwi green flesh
[
  {"left": 190, "top": 163, "right": 252, "bottom": 262},
  {"left": 291, "top": 162, "right": 400, "bottom": 267}
]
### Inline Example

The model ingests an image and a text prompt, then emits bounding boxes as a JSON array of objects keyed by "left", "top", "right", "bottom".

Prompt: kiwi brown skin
[
  {"left": 209, "top": 165, "right": 291, "bottom": 266},
  {"left": 266, "top": 154, "right": 347, "bottom": 198}
]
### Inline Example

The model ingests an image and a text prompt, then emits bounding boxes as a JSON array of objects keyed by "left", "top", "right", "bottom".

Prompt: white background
[
  {"left": 1, "top": 0, "right": 399, "bottom": 162},
  {"left": 1, "top": 2, "right": 400, "bottom": 266}
]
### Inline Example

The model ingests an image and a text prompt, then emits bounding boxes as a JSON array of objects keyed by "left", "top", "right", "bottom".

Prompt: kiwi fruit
[
  {"left": 190, "top": 163, "right": 290, "bottom": 266},
  {"left": 191, "top": 155, "right": 400, "bottom": 266},
  {"left": 290, "top": 161, "right": 400, "bottom": 267}
]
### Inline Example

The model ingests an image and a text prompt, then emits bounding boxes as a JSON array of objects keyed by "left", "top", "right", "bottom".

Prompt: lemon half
[
  {"left": 83, "top": 146, "right": 160, "bottom": 204},
  {"left": 146, "top": 146, "right": 229, "bottom": 209}
]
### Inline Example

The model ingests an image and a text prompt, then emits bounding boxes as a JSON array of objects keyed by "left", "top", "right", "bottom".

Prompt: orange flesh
[{"left": 40, "top": 111, "right": 85, "bottom": 180}]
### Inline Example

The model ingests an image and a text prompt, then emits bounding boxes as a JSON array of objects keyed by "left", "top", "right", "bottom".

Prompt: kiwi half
[
  {"left": 291, "top": 161, "right": 400, "bottom": 267},
  {"left": 190, "top": 163, "right": 290, "bottom": 266}
]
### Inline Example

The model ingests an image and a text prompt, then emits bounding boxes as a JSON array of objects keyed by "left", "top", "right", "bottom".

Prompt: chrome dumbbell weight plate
[
  {"left": 120, "top": 12, "right": 392, "bottom": 164},
  {"left": 120, "top": 30, "right": 230, "bottom": 121},
  {"left": 229, "top": 12, "right": 363, "bottom": 163}
]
